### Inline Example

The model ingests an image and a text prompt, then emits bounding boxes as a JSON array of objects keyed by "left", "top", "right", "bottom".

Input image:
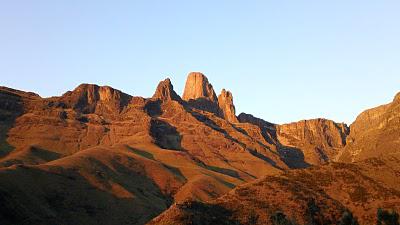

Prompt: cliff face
[
  {"left": 337, "top": 92, "right": 400, "bottom": 162},
  {"left": 182, "top": 72, "right": 217, "bottom": 102},
  {"left": 152, "top": 78, "right": 182, "bottom": 102},
  {"left": 0, "top": 75, "right": 288, "bottom": 224},
  {"left": 218, "top": 89, "right": 238, "bottom": 123},
  {"left": 0, "top": 87, "right": 41, "bottom": 157},
  {"left": 181, "top": 72, "right": 221, "bottom": 115},
  {"left": 238, "top": 112, "right": 350, "bottom": 167},
  {"left": 59, "top": 84, "right": 132, "bottom": 115},
  {"left": 1, "top": 74, "right": 399, "bottom": 225},
  {"left": 276, "top": 119, "right": 349, "bottom": 166}
]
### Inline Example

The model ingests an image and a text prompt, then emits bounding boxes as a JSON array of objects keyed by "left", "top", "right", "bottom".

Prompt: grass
[{"left": 126, "top": 146, "right": 155, "bottom": 160}]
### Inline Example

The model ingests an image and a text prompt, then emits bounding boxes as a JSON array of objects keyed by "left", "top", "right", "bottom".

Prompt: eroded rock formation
[
  {"left": 218, "top": 89, "right": 238, "bottom": 123},
  {"left": 182, "top": 72, "right": 217, "bottom": 102},
  {"left": 59, "top": 83, "right": 132, "bottom": 115},
  {"left": 1, "top": 75, "right": 399, "bottom": 225},
  {"left": 338, "top": 92, "right": 400, "bottom": 162},
  {"left": 152, "top": 78, "right": 182, "bottom": 102},
  {"left": 276, "top": 119, "right": 349, "bottom": 166}
]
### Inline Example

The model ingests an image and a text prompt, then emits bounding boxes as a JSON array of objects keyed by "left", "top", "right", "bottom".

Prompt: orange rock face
[
  {"left": 218, "top": 89, "right": 239, "bottom": 123},
  {"left": 0, "top": 74, "right": 399, "bottom": 225},
  {"left": 0, "top": 76, "right": 286, "bottom": 224},
  {"left": 182, "top": 72, "right": 218, "bottom": 102},
  {"left": 152, "top": 78, "right": 182, "bottom": 102},
  {"left": 56, "top": 84, "right": 133, "bottom": 121},
  {"left": 337, "top": 92, "right": 400, "bottom": 162},
  {"left": 276, "top": 119, "right": 349, "bottom": 165}
]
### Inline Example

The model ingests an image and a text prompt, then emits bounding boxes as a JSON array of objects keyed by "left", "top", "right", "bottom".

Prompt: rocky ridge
[
  {"left": 0, "top": 73, "right": 399, "bottom": 225},
  {"left": 337, "top": 92, "right": 400, "bottom": 162}
]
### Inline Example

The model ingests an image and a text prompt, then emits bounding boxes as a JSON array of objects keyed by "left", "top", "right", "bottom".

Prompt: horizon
[{"left": 1, "top": 1, "right": 400, "bottom": 124}]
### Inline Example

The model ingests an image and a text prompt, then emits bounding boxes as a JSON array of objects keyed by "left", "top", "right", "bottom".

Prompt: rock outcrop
[
  {"left": 152, "top": 78, "right": 182, "bottom": 102},
  {"left": 181, "top": 72, "right": 221, "bottom": 114},
  {"left": 59, "top": 84, "right": 132, "bottom": 115},
  {"left": 276, "top": 119, "right": 349, "bottom": 165},
  {"left": 238, "top": 113, "right": 349, "bottom": 166},
  {"left": 0, "top": 77, "right": 289, "bottom": 224},
  {"left": 237, "top": 113, "right": 278, "bottom": 146},
  {"left": 217, "top": 89, "right": 238, "bottom": 123},
  {"left": 1, "top": 75, "right": 400, "bottom": 225},
  {"left": 238, "top": 113, "right": 276, "bottom": 130},
  {"left": 338, "top": 91, "right": 400, "bottom": 162},
  {"left": 182, "top": 72, "right": 217, "bottom": 102}
]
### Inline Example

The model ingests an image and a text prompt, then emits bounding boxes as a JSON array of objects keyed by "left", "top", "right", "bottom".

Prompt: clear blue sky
[{"left": 1, "top": 1, "right": 399, "bottom": 124}]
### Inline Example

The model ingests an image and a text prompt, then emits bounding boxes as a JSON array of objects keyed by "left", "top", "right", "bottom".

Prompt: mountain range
[{"left": 0, "top": 72, "right": 399, "bottom": 225}]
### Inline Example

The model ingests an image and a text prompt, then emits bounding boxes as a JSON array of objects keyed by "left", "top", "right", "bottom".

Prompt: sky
[{"left": 1, "top": 1, "right": 399, "bottom": 124}]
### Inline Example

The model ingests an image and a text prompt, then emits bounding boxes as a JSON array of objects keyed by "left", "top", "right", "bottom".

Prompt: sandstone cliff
[
  {"left": 152, "top": 78, "right": 182, "bottom": 102},
  {"left": 181, "top": 72, "right": 221, "bottom": 115},
  {"left": 238, "top": 112, "right": 350, "bottom": 167},
  {"left": 182, "top": 72, "right": 217, "bottom": 102},
  {"left": 1, "top": 75, "right": 399, "bottom": 225},
  {"left": 218, "top": 89, "right": 239, "bottom": 123},
  {"left": 58, "top": 83, "right": 132, "bottom": 116},
  {"left": 337, "top": 92, "right": 400, "bottom": 162},
  {"left": 276, "top": 119, "right": 349, "bottom": 166},
  {"left": 0, "top": 76, "right": 289, "bottom": 224}
]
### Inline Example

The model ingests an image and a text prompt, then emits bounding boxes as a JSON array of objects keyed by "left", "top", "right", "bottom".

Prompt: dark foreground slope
[{"left": 151, "top": 153, "right": 400, "bottom": 225}]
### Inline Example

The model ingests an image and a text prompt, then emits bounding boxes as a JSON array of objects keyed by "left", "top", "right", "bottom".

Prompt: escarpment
[{"left": 1, "top": 73, "right": 399, "bottom": 225}]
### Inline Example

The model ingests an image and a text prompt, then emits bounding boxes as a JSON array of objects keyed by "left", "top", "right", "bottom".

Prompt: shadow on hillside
[
  {"left": 0, "top": 123, "right": 15, "bottom": 159},
  {"left": 0, "top": 146, "right": 62, "bottom": 168},
  {"left": 125, "top": 145, "right": 187, "bottom": 182},
  {"left": 188, "top": 110, "right": 248, "bottom": 147},
  {"left": 189, "top": 111, "right": 227, "bottom": 133},
  {"left": 28, "top": 146, "right": 62, "bottom": 161},
  {"left": 240, "top": 118, "right": 312, "bottom": 169},
  {"left": 150, "top": 119, "right": 183, "bottom": 151},
  {"left": 0, "top": 156, "right": 173, "bottom": 225},
  {"left": 0, "top": 90, "right": 24, "bottom": 159},
  {"left": 186, "top": 98, "right": 221, "bottom": 115},
  {"left": 231, "top": 124, "right": 249, "bottom": 136},
  {"left": 144, "top": 100, "right": 162, "bottom": 117},
  {"left": 278, "top": 146, "right": 311, "bottom": 169},
  {"left": 162, "top": 164, "right": 187, "bottom": 182},
  {"left": 126, "top": 146, "right": 155, "bottom": 160},
  {"left": 188, "top": 110, "right": 287, "bottom": 171},
  {"left": 174, "top": 201, "right": 241, "bottom": 225},
  {"left": 248, "top": 149, "right": 285, "bottom": 170},
  {"left": 205, "top": 165, "right": 242, "bottom": 180}
]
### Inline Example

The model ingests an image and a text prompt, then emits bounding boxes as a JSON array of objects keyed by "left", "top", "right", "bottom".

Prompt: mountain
[
  {"left": 276, "top": 119, "right": 349, "bottom": 166},
  {"left": 152, "top": 78, "right": 182, "bottom": 102},
  {"left": 150, "top": 153, "right": 400, "bottom": 225},
  {"left": 0, "top": 73, "right": 399, "bottom": 225},
  {"left": 238, "top": 114, "right": 350, "bottom": 167},
  {"left": 0, "top": 73, "right": 286, "bottom": 224},
  {"left": 337, "top": 93, "right": 400, "bottom": 162},
  {"left": 181, "top": 72, "right": 221, "bottom": 115}
]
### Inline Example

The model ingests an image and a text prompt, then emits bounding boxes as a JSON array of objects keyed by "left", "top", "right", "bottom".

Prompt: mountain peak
[
  {"left": 218, "top": 89, "right": 238, "bottom": 123},
  {"left": 182, "top": 72, "right": 217, "bottom": 102},
  {"left": 394, "top": 92, "right": 400, "bottom": 103},
  {"left": 60, "top": 83, "right": 131, "bottom": 114},
  {"left": 152, "top": 78, "right": 182, "bottom": 102}
]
